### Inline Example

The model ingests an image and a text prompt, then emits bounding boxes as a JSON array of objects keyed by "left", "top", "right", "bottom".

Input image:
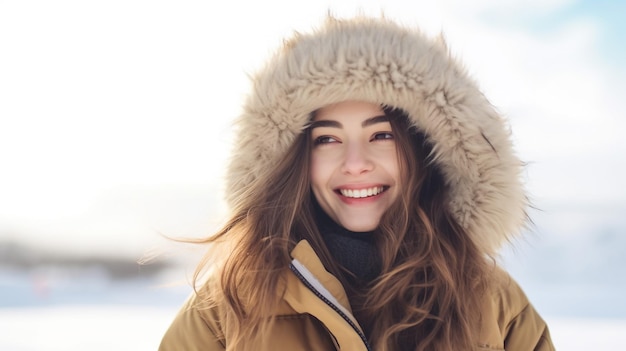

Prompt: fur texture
[{"left": 225, "top": 16, "right": 527, "bottom": 256}]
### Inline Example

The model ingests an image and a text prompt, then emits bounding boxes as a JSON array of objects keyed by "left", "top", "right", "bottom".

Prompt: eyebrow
[{"left": 308, "top": 115, "right": 390, "bottom": 129}]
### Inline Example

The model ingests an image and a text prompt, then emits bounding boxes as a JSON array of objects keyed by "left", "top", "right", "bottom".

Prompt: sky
[{"left": 0, "top": 0, "right": 625, "bottom": 257}]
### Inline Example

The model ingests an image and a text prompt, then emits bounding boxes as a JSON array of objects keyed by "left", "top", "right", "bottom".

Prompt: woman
[{"left": 160, "top": 16, "right": 554, "bottom": 351}]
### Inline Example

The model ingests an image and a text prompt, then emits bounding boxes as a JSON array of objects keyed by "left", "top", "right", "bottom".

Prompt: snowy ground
[
  {"left": 0, "top": 305, "right": 175, "bottom": 351},
  {"left": 1, "top": 304, "right": 625, "bottom": 350},
  {"left": 1, "top": 265, "right": 625, "bottom": 350},
  {"left": 0, "top": 305, "right": 625, "bottom": 350}
]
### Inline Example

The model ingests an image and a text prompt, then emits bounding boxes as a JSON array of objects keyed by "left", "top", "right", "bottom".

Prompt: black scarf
[{"left": 315, "top": 206, "right": 381, "bottom": 285}]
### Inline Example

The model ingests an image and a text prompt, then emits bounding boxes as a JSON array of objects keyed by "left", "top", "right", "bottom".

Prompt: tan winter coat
[
  {"left": 159, "top": 241, "right": 553, "bottom": 351},
  {"left": 160, "top": 16, "right": 555, "bottom": 350}
]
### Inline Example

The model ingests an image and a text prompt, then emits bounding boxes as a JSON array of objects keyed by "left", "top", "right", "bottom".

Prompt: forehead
[{"left": 313, "top": 101, "right": 385, "bottom": 121}]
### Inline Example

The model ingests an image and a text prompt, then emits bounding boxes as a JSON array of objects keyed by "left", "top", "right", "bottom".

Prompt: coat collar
[{"left": 283, "top": 240, "right": 369, "bottom": 351}]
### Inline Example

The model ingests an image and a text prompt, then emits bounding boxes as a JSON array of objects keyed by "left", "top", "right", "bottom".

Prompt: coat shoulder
[
  {"left": 486, "top": 267, "right": 530, "bottom": 320},
  {"left": 479, "top": 267, "right": 555, "bottom": 351},
  {"left": 159, "top": 292, "right": 226, "bottom": 351}
]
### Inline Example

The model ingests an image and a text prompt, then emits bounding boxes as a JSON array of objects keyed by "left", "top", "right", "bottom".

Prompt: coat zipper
[{"left": 289, "top": 262, "right": 373, "bottom": 351}]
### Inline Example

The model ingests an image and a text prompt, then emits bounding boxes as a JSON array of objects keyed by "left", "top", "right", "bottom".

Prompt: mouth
[{"left": 335, "top": 186, "right": 389, "bottom": 199}]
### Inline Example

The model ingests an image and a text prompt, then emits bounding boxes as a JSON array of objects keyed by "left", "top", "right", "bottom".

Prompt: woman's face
[{"left": 310, "top": 101, "right": 401, "bottom": 232}]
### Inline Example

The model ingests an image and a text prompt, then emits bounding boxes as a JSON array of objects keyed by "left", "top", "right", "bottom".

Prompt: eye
[
  {"left": 371, "top": 132, "right": 394, "bottom": 141},
  {"left": 314, "top": 135, "right": 339, "bottom": 145}
]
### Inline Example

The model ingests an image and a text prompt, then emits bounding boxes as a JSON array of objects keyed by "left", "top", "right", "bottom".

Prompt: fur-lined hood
[{"left": 225, "top": 16, "right": 527, "bottom": 256}]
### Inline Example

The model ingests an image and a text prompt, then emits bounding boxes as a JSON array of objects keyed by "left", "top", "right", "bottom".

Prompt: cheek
[
  {"left": 310, "top": 152, "right": 337, "bottom": 181},
  {"left": 379, "top": 150, "right": 401, "bottom": 180},
  {"left": 309, "top": 155, "right": 327, "bottom": 190},
  {"left": 309, "top": 160, "right": 329, "bottom": 206}
]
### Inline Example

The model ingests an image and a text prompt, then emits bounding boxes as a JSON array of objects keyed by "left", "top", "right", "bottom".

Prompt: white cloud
[{"left": 440, "top": 0, "right": 575, "bottom": 15}]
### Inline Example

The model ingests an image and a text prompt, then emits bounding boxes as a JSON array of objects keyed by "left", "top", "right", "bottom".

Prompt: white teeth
[{"left": 340, "top": 187, "right": 384, "bottom": 198}]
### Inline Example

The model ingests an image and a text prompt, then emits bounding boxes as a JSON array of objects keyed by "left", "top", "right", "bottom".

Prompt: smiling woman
[
  {"left": 159, "top": 16, "right": 554, "bottom": 351},
  {"left": 310, "top": 101, "right": 401, "bottom": 232}
]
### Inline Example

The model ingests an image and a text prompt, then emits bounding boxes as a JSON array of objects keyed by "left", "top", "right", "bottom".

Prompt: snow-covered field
[
  {"left": 0, "top": 305, "right": 175, "bottom": 351},
  {"left": 0, "top": 305, "right": 625, "bottom": 350},
  {"left": 1, "top": 238, "right": 625, "bottom": 351}
]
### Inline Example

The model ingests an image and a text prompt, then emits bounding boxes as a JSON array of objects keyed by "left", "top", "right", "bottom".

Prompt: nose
[{"left": 341, "top": 143, "right": 374, "bottom": 175}]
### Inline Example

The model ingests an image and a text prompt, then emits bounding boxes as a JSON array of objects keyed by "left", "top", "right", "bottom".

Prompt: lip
[
  {"left": 334, "top": 184, "right": 389, "bottom": 204},
  {"left": 334, "top": 183, "right": 388, "bottom": 191}
]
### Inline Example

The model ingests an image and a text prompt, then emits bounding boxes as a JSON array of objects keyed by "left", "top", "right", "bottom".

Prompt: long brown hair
[
  {"left": 351, "top": 107, "right": 490, "bottom": 350},
  {"left": 192, "top": 106, "right": 490, "bottom": 350}
]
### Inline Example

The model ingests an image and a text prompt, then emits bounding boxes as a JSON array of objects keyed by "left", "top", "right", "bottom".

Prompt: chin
[{"left": 341, "top": 220, "right": 379, "bottom": 233}]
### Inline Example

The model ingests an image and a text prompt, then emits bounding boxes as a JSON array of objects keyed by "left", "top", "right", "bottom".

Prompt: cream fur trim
[{"left": 225, "top": 16, "right": 527, "bottom": 255}]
